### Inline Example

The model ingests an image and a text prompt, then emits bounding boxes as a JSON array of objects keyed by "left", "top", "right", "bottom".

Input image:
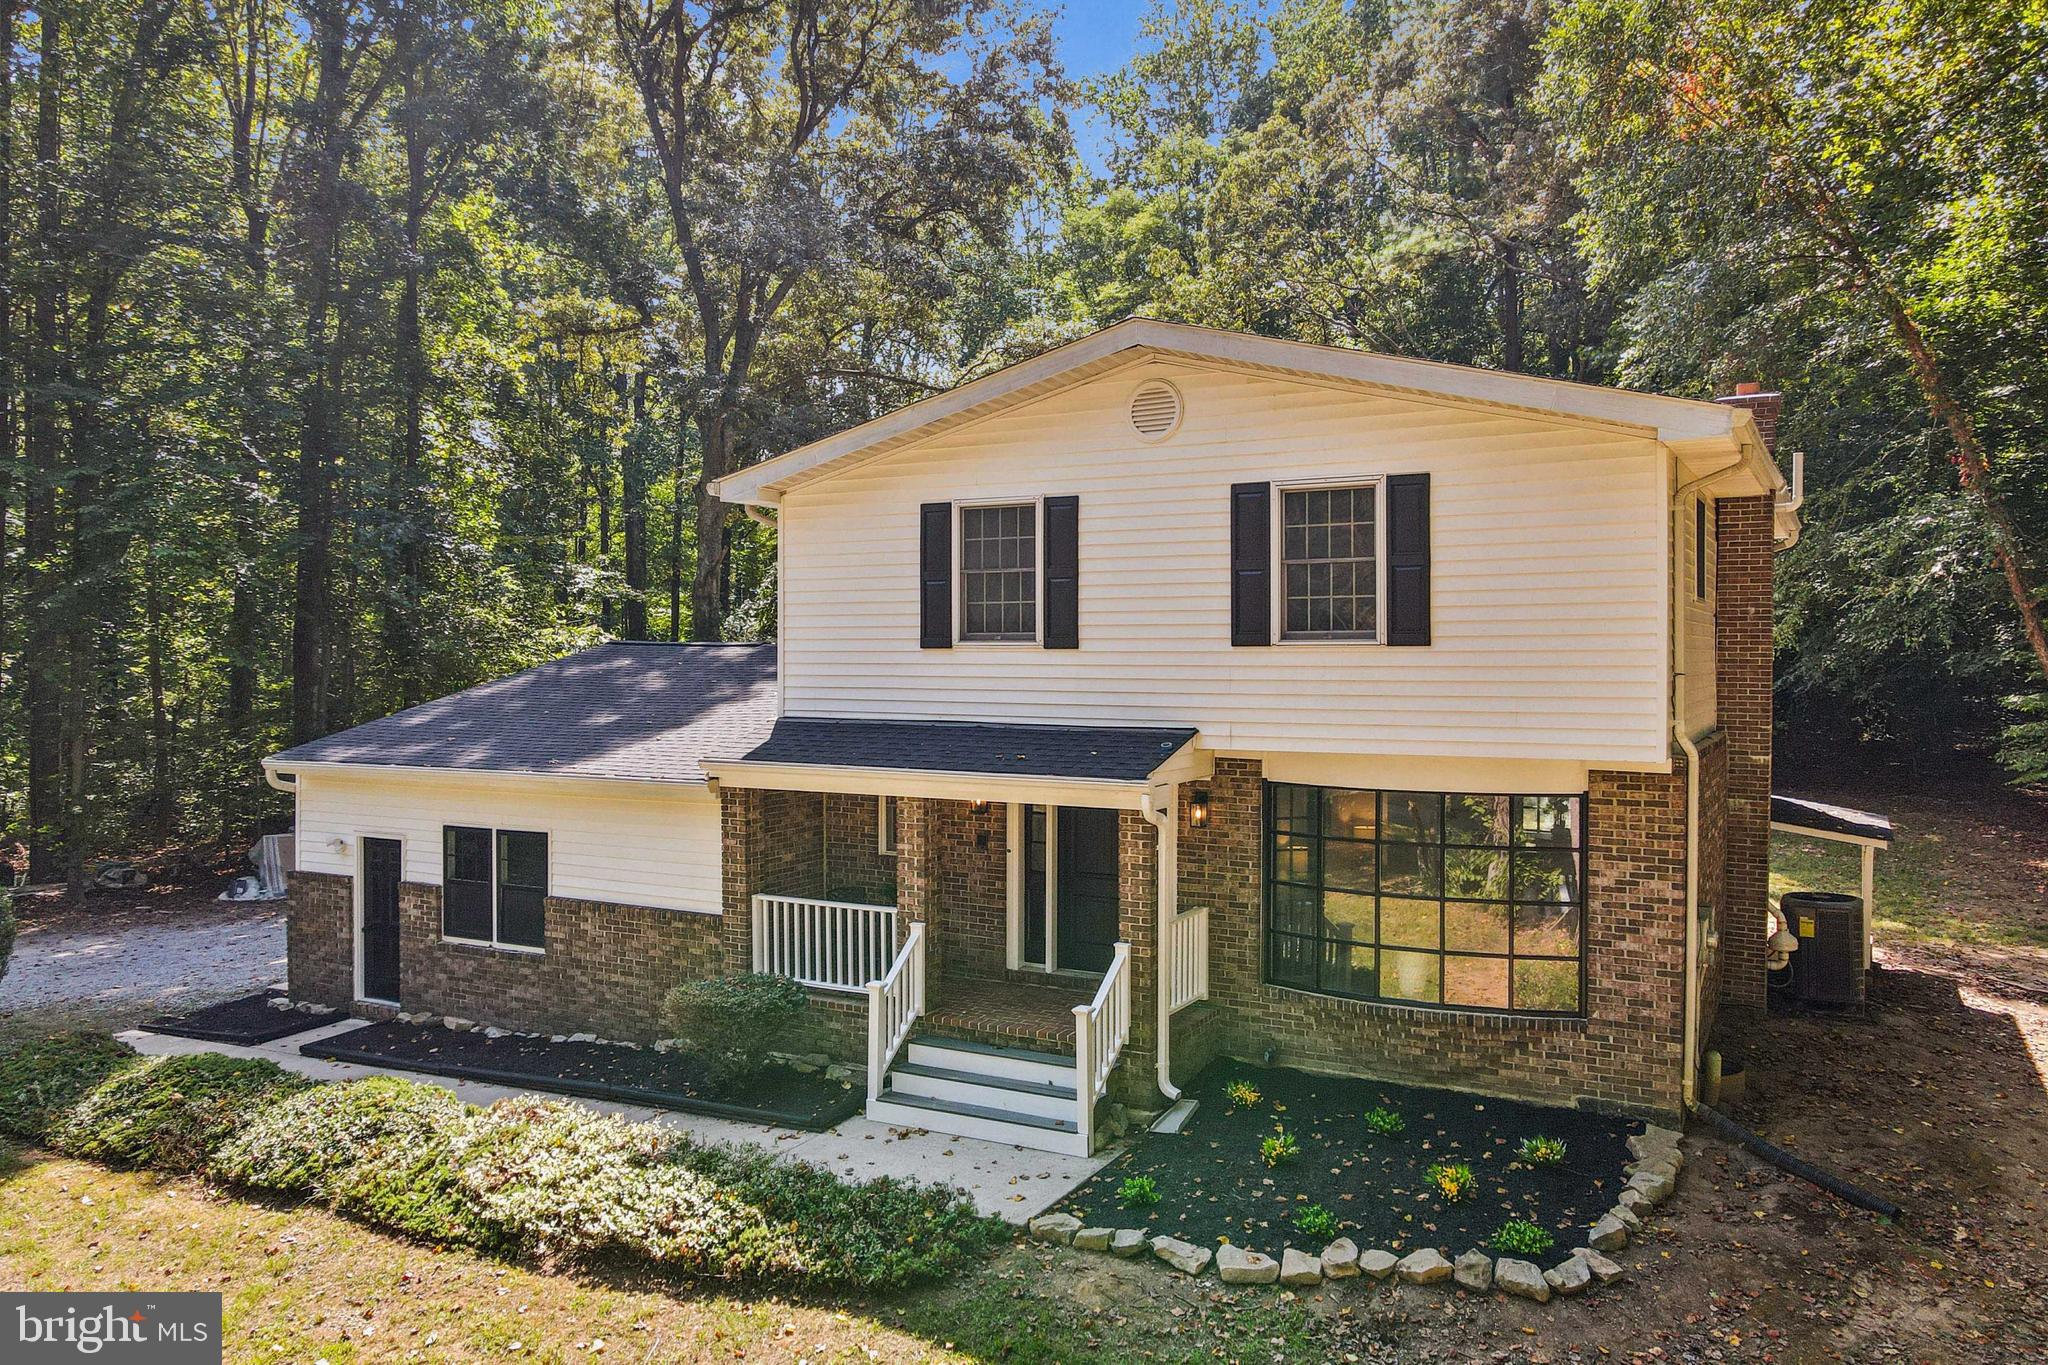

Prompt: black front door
[
  {"left": 361, "top": 837, "right": 402, "bottom": 1002},
  {"left": 1056, "top": 806, "right": 1119, "bottom": 973}
]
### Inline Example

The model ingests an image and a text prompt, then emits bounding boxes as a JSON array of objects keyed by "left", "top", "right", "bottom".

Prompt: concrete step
[
  {"left": 888, "top": 1060, "right": 1077, "bottom": 1121},
  {"left": 866, "top": 1090, "right": 1089, "bottom": 1156},
  {"left": 905, "top": 1034, "right": 1076, "bottom": 1089}
]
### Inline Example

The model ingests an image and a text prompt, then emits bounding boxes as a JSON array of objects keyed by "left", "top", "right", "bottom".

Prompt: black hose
[{"left": 1689, "top": 1100, "right": 1903, "bottom": 1221}]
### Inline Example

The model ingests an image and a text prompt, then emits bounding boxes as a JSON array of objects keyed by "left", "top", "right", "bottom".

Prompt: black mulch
[
  {"left": 142, "top": 991, "right": 336, "bottom": 1045},
  {"left": 1057, "top": 1061, "right": 1635, "bottom": 1269},
  {"left": 300, "top": 1021, "right": 863, "bottom": 1131}
]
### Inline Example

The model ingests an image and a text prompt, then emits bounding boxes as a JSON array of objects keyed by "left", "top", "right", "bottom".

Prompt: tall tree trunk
[
  {"left": 1498, "top": 242, "right": 1523, "bottom": 373},
  {"left": 23, "top": 1, "right": 65, "bottom": 883},
  {"left": 385, "top": 24, "right": 428, "bottom": 704},
  {"left": 669, "top": 447, "right": 684, "bottom": 641},
  {"left": 621, "top": 371, "right": 649, "bottom": 639},
  {"left": 596, "top": 424, "right": 614, "bottom": 633},
  {"left": 689, "top": 408, "right": 732, "bottom": 641},
  {"left": 145, "top": 534, "right": 172, "bottom": 845},
  {"left": 0, "top": 0, "right": 16, "bottom": 682}
]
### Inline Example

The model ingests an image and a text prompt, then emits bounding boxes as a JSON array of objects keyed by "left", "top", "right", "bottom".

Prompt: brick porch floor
[{"left": 922, "top": 975, "right": 1095, "bottom": 1054}]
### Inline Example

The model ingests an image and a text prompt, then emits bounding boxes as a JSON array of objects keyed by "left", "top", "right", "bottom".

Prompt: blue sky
[{"left": 1053, "top": 2, "right": 1150, "bottom": 80}]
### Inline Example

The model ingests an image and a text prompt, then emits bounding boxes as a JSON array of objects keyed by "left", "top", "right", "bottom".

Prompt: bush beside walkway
[{"left": 0, "top": 1031, "right": 1004, "bottom": 1292}]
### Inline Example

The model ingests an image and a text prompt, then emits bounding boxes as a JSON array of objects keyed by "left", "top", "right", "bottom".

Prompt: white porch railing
[
  {"left": 1166, "top": 905, "right": 1210, "bottom": 1013},
  {"left": 1073, "top": 940, "right": 1132, "bottom": 1153},
  {"left": 752, "top": 894, "right": 898, "bottom": 993},
  {"left": 865, "top": 921, "right": 926, "bottom": 1103}
]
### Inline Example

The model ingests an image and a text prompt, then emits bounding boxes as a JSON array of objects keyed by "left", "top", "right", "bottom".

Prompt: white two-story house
[{"left": 267, "top": 319, "right": 1798, "bottom": 1154}]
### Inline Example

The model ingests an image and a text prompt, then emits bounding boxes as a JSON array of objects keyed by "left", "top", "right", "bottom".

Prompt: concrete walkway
[{"left": 119, "top": 1020, "right": 1113, "bottom": 1224}]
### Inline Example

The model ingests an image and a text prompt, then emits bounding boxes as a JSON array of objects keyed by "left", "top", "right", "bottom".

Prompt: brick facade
[
  {"left": 821, "top": 793, "right": 898, "bottom": 904},
  {"left": 1174, "top": 757, "right": 1690, "bottom": 1119},
  {"left": 1715, "top": 492, "right": 1775, "bottom": 1009},
  {"left": 286, "top": 871, "right": 354, "bottom": 1007}
]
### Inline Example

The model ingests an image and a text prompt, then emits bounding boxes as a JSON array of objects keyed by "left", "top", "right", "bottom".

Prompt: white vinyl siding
[
  {"left": 1681, "top": 493, "right": 1718, "bottom": 736},
  {"left": 777, "top": 361, "right": 1673, "bottom": 766},
  {"left": 293, "top": 770, "right": 722, "bottom": 916}
]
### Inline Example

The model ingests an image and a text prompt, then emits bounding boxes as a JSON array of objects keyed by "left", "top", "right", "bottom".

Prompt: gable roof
[
  {"left": 711, "top": 317, "right": 1788, "bottom": 507},
  {"left": 264, "top": 642, "right": 777, "bottom": 786}
]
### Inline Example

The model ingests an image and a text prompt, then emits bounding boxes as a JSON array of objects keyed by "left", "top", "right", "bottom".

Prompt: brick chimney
[{"left": 1715, "top": 381, "right": 1783, "bottom": 454}]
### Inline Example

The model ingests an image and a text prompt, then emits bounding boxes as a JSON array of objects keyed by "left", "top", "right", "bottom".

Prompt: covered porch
[{"left": 705, "top": 717, "right": 1215, "bottom": 1153}]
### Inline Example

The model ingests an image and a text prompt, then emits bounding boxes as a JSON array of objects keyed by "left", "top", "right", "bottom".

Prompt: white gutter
[
  {"left": 259, "top": 757, "right": 718, "bottom": 798},
  {"left": 1141, "top": 785, "right": 1181, "bottom": 1103},
  {"left": 1671, "top": 444, "right": 1745, "bottom": 1109}
]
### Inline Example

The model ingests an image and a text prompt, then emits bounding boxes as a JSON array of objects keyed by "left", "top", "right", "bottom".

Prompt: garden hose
[{"left": 1689, "top": 1100, "right": 1903, "bottom": 1221}]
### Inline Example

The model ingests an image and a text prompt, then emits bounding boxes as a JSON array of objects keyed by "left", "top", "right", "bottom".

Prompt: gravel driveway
[{"left": 0, "top": 903, "right": 286, "bottom": 1028}]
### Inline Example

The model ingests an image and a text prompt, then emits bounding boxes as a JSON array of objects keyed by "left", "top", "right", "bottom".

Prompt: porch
[{"left": 707, "top": 716, "right": 1215, "bottom": 1153}]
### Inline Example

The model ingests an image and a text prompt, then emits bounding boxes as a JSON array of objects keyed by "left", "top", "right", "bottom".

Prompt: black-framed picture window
[
  {"left": 1263, "top": 784, "right": 1586, "bottom": 1015},
  {"left": 960, "top": 502, "right": 1037, "bottom": 641},
  {"left": 1280, "top": 484, "right": 1378, "bottom": 639},
  {"left": 441, "top": 824, "right": 547, "bottom": 950}
]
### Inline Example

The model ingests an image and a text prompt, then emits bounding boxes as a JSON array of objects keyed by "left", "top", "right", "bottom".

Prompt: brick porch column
[
  {"left": 719, "top": 786, "right": 763, "bottom": 975},
  {"left": 1716, "top": 493, "right": 1775, "bottom": 1009},
  {"left": 1114, "top": 808, "right": 1161, "bottom": 1107},
  {"left": 896, "top": 796, "right": 939, "bottom": 979}
]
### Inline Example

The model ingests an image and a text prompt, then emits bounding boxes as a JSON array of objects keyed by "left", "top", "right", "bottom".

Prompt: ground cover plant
[
  {"left": 1119, "top": 1174, "right": 1161, "bottom": 1207},
  {"left": 1363, "top": 1104, "right": 1406, "bottom": 1137},
  {"left": 1057, "top": 1062, "right": 1632, "bottom": 1263},
  {"left": 0, "top": 1032, "right": 1001, "bottom": 1291},
  {"left": 1493, "top": 1218, "right": 1556, "bottom": 1257},
  {"left": 1519, "top": 1134, "right": 1567, "bottom": 1166}
]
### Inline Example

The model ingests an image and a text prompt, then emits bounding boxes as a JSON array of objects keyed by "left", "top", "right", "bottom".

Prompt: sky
[{"left": 1053, "top": 2, "right": 1150, "bottom": 80}]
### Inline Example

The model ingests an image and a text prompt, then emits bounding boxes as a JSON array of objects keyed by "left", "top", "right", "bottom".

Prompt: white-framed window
[
  {"left": 1278, "top": 480, "right": 1383, "bottom": 641},
  {"left": 442, "top": 825, "right": 548, "bottom": 951},
  {"left": 878, "top": 796, "right": 899, "bottom": 856},
  {"left": 959, "top": 501, "right": 1039, "bottom": 642}
]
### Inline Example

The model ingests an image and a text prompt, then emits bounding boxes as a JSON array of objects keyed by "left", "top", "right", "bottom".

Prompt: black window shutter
[
  {"left": 919, "top": 502, "right": 952, "bottom": 649},
  {"left": 1044, "top": 495, "right": 1079, "bottom": 649},
  {"left": 1230, "top": 481, "right": 1271, "bottom": 646},
  {"left": 1385, "top": 473, "right": 1431, "bottom": 646}
]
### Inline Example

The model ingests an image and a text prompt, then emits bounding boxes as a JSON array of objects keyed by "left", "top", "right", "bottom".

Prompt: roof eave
[{"left": 259, "top": 755, "right": 717, "bottom": 795}]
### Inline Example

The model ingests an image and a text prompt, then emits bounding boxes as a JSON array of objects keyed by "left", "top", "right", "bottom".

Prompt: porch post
[
  {"left": 897, "top": 796, "right": 940, "bottom": 980},
  {"left": 719, "top": 786, "right": 762, "bottom": 975},
  {"left": 1115, "top": 807, "right": 1161, "bottom": 1107}
]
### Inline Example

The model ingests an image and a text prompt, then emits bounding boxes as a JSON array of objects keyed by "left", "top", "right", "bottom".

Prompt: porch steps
[{"left": 868, "top": 1035, "right": 1090, "bottom": 1155}]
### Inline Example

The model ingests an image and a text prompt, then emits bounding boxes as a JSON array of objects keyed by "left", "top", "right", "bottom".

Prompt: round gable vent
[{"left": 1129, "top": 380, "right": 1182, "bottom": 441}]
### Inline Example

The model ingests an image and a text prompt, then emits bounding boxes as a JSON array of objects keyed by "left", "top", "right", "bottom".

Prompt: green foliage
[
  {"left": 1119, "top": 1174, "right": 1162, "bottom": 1207},
  {"left": 660, "top": 974, "right": 809, "bottom": 1087},
  {"left": 0, "top": 1032, "right": 139, "bottom": 1142},
  {"left": 1224, "top": 1079, "right": 1263, "bottom": 1111},
  {"left": 1260, "top": 1128, "right": 1300, "bottom": 1168},
  {"left": 1999, "top": 693, "right": 2048, "bottom": 785},
  {"left": 55, "top": 1053, "right": 310, "bottom": 1172},
  {"left": 1294, "top": 1203, "right": 1339, "bottom": 1240},
  {"left": 1363, "top": 1105, "right": 1406, "bottom": 1137},
  {"left": 1424, "top": 1161, "right": 1477, "bottom": 1202},
  {"left": 0, "top": 901, "right": 14, "bottom": 985},
  {"left": 1518, "top": 1134, "right": 1567, "bottom": 1166},
  {"left": 1493, "top": 1218, "right": 1556, "bottom": 1256}
]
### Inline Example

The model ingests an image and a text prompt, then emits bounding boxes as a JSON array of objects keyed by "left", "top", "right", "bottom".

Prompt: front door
[
  {"left": 361, "top": 837, "right": 402, "bottom": 1002},
  {"left": 1055, "top": 806, "right": 1119, "bottom": 973}
]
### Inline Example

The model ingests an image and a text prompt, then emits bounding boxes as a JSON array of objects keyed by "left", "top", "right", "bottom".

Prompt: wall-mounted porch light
[
  {"left": 969, "top": 799, "right": 990, "bottom": 814},
  {"left": 1188, "top": 790, "right": 1212, "bottom": 828}
]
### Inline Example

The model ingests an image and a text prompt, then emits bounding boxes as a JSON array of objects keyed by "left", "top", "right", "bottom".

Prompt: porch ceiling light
[{"left": 1189, "top": 790, "right": 1212, "bottom": 828}]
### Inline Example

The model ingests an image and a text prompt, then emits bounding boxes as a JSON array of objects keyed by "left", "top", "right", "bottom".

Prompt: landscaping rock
[
  {"left": 1588, "top": 1215, "right": 1629, "bottom": 1252},
  {"left": 1217, "top": 1245, "right": 1279, "bottom": 1284},
  {"left": 1630, "top": 1124, "right": 1682, "bottom": 1155},
  {"left": 1151, "top": 1236, "right": 1212, "bottom": 1276},
  {"left": 1571, "top": 1248, "right": 1627, "bottom": 1284},
  {"left": 1495, "top": 1258, "right": 1551, "bottom": 1303},
  {"left": 1617, "top": 1186, "right": 1652, "bottom": 1213},
  {"left": 1396, "top": 1248, "right": 1452, "bottom": 1285},
  {"left": 1280, "top": 1248, "right": 1322, "bottom": 1286},
  {"left": 567, "top": 1032, "right": 597, "bottom": 1043},
  {"left": 1610, "top": 1203, "right": 1645, "bottom": 1234},
  {"left": 1545, "top": 1256, "right": 1593, "bottom": 1297},
  {"left": 483, "top": 1026, "right": 509, "bottom": 1038},
  {"left": 1453, "top": 1249, "right": 1494, "bottom": 1292},
  {"left": 1359, "top": 1249, "right": 1400, "bottom": 1280},
  {"left": 1110, "top": 1228, "right": 1148, "bottom": 1258},
  {"left": 1321, "top": 1238, "right": 1361, "bottom": 1278},
  {"left": 1029, "top": 1213, "right": 1080, "bottom": 1245},
  {"left": 1072, "top": 1227, "right": 1113, "bottom": 1252},
  {"left": 443, "top": 1017, "right": 475, "bottom": 1031},
  {"left": 1627, "top": 1167, "right": 1676, "bottom": 1203}
]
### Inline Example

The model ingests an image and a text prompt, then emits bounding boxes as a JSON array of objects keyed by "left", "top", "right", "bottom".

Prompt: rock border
[{"left": 1043, "top": 1120, "right": 1686, "bottom": 1306}]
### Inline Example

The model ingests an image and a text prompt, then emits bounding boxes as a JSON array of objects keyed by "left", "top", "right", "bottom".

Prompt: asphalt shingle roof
[
  {"left": 732, "top": 717, "right": 1199, "bottom": 784},
  {"left": 268, "top": 642, "right": 777, "bottom": 785}
]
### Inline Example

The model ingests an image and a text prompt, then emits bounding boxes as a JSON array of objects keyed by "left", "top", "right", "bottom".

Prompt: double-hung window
[
  {"left": 1264, "top": 785, "right": 1585, "bottom": 1015},
  {"left": 1280, "top": 483, "right": 1379, "bottom": 640},
  {"left": 442, "top": 825, "right": 548, "bottom": 950},
  {"left": 960, "top": 502, "right": 1037, "bottom": 641}
]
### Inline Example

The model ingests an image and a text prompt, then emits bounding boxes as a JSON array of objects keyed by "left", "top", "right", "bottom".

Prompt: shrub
[
  {"left": 1424, "top": 1161, "right": 1477, "bottom": 1202},
  {"left": 661, "top": 973, "right": 809, "bottom": 1087},
  {"left": 0, "top": 900, "right": 15, "bottom": 985},
  {"left": 1224, "top": 1080, "right": 1262, "bottom": 1112},
  {"left": 212, "top": 1077, "right": 495, "bottom": 1248},
  {"left": 1518, "top": 1134, "right": 1567, "bottom": 1166},
  {"left": 1294, "top": 1203, "right": 1339, "bottom": 1240},
  {"left": 0, "top": 1032, "right": 137, "bottom": 1141},
  {"left": 1260, "top": 1128, "right": 1300, "bottom": 1169},
  {"left": 1119, "top": 1174, "right": 1161, "bottom": 1207},
  {"left": 1493, "top": 1218, "right": 1556, "bottom": 1257},
  {"left": 1363, "top": 1105, "right": 1406, "bottom": 1137},
  {"left": 57, "top": 1053, "right": 309, "bottom": 1172}
]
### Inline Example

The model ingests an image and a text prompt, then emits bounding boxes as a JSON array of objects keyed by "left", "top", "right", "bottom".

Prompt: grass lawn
[
  {"left": 0, "top": 1141, "right": 1331, "bottom": 1364},
  {"left": 1769, "top": 824, "right": 2048, "bottom": 950}
]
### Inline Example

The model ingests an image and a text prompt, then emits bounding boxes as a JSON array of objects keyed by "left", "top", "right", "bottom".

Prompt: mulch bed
[
  {"left": 141, "top": 991, "right": 335, "bottom": 1045},
  {"left": 1056, "top": 1061, "right": 1633, "bottom": 1265},
  {"left": 300, "top": 1020, "right": 863, "bottom": 1131}
]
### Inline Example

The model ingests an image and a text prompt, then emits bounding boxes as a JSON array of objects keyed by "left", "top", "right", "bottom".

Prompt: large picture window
[
  {"left": 442, "top": 825, "right": 548, "bottom": 950},
  {"left": 1281, "top": 484, "right": 1378, "bottom": 640},
  {"left": 1264, "top": 785, "right": 1585, "bottom": 1014},
  {"left": 960, "top": 502, "right": 1037, "bottom": 641}
]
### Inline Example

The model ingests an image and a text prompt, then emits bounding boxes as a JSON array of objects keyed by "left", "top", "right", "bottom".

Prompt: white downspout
[
  {"left": 1672, "top": 445, "right": 1745, "bottom": 1108},
  {"left": 1143, "top": 787, "right": 1181, "bottom": 1102}
]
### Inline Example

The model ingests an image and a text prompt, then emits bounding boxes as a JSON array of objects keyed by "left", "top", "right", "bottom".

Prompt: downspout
[
  {"left": 1672, "top": 445, "right": 1745, "bottom": 1108},
  {"left": 1142, "top": 788, "right": 1181, "bottom": 1102}
]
